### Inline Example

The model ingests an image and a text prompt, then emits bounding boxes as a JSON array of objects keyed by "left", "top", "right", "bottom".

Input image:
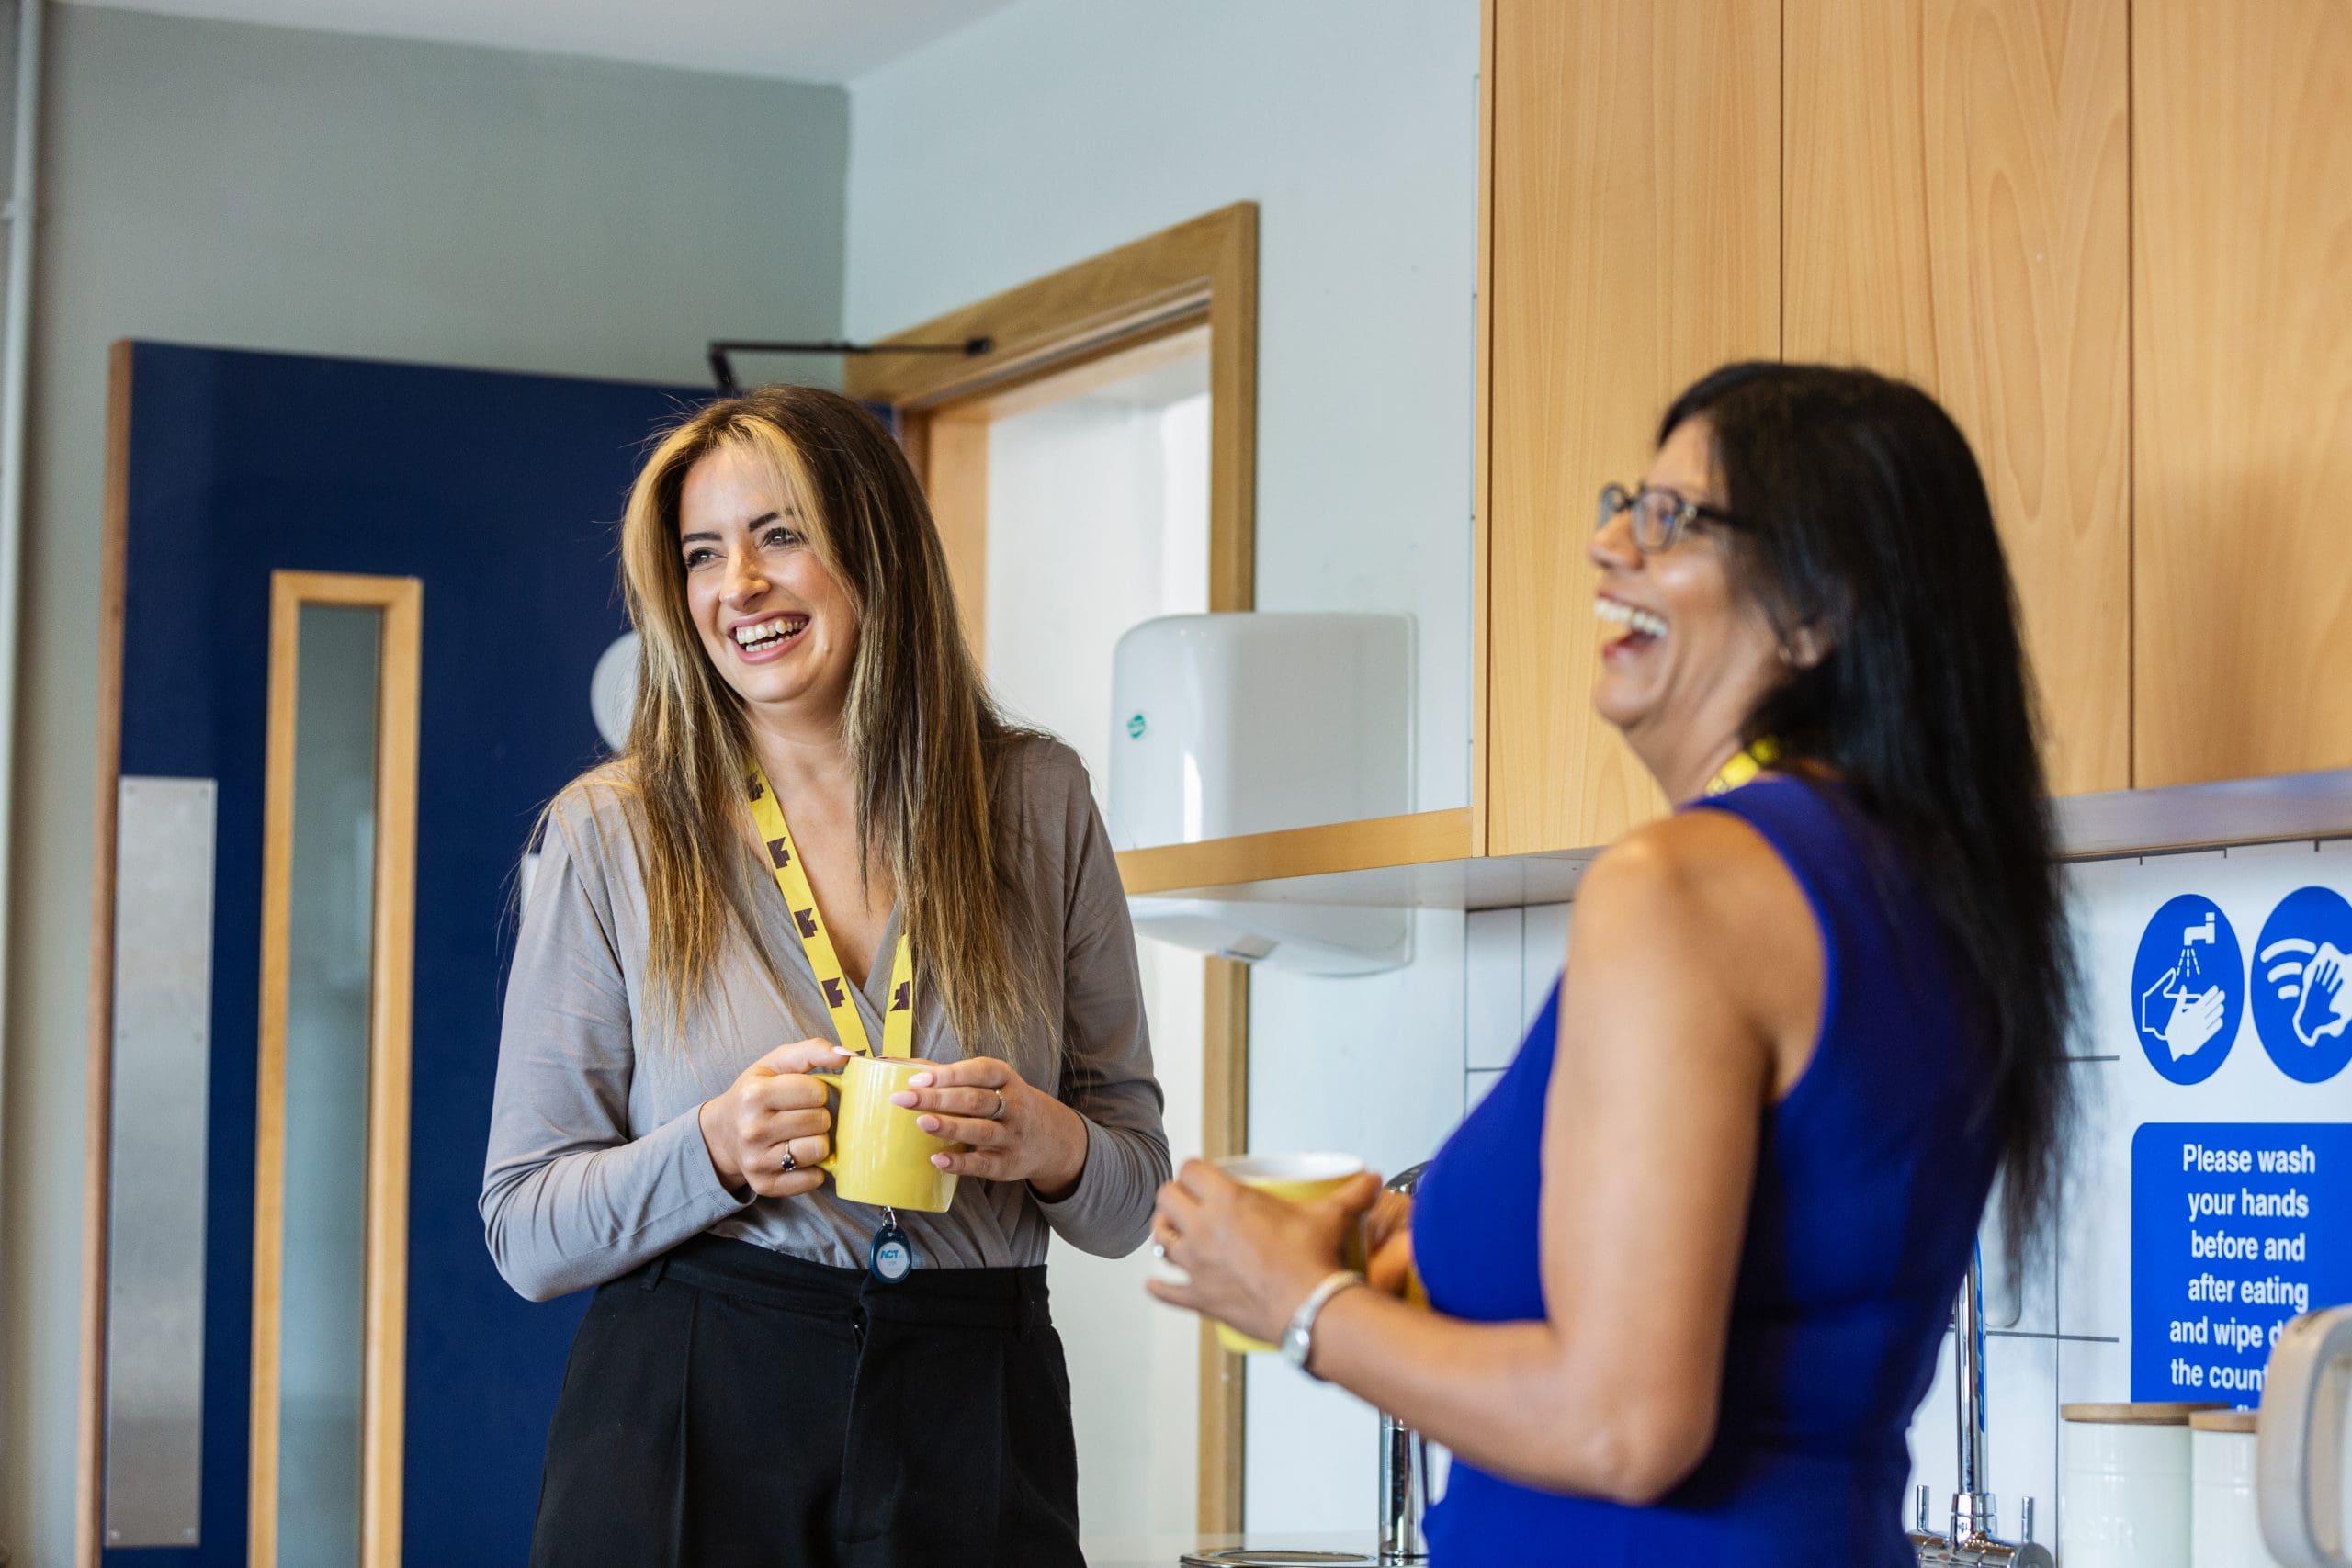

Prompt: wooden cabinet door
[
  {"left": 1483, "top": 0, "right": 1781, "bottom": 856},
  {"left": 1782, "top": 0, "right": 2132, "bottom": 797},
  {"left": 2133, "top": 0, "right": 2352, "bottom": 786}
]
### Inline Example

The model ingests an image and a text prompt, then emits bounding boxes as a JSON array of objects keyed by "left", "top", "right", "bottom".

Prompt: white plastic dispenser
[{"left": 1107, "top": 612, "right": 1412, "bottom": 975}]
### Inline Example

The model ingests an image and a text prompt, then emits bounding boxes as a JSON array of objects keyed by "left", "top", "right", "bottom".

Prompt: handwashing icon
[
  {"left": 2130, "top": 896, "right": 2243, "bottom": 1086},
  {"left": 2141, "top": 913, "right": 2228, "bottom": 1060}
]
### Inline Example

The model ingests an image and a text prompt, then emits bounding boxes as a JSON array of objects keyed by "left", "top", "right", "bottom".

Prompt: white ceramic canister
[
  {"left": 2061, "top": 1402, "right": 2221, "bottom": 1568},
  {"left": 2194, "top": 1410, "right": 2286, "bottom": 1568}
]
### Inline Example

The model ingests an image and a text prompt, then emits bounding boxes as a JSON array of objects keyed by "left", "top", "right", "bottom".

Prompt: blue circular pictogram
[
  {"left": 2130, "top": 894, "right": 2245, "bottom": 1085},
  {"left": 2249, "top": 886, "right": 2352, "bottom": 1085}
]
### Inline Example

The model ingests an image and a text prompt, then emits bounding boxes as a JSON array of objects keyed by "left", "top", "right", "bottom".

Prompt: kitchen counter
[{"left": 1080, "top": 1531, "right": 1375, "bottom": 1568}]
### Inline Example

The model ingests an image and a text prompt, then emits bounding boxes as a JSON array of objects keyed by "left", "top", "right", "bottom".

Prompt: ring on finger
[
  {"left": 984, "top": 1089, "right": 1007, "bottom": 1122},
  {"left": 780, "top": 1146, "right": 797, "bottom": 1174}
]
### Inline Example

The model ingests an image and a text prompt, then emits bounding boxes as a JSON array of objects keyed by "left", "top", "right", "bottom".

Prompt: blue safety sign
[
  {"left": 2250, "top": 886, "right": 2352, "bottom": 1086},
  {"left": 2131, "top": 894, "right": 2245, "bottom": 1087},
  {"left": 2132, "top": 1122, "right": 2352, "bottom": 1404}
]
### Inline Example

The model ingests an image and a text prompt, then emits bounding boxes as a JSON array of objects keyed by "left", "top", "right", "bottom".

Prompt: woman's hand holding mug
[
  {"left": 1361, "top": 1187, "right": 1419, "bottom": 1300},
  {"left": 888, "top": 1057, "right": 1091, "bottom": 1199},
  {"left": 1147, "top": 1159, "right": 1384, "bottom": 1347},
  {"left": 698, "top": 1039, "right": 851, "bottom": 1200}
]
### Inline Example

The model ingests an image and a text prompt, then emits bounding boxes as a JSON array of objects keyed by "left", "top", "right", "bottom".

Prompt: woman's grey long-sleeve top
[{"left": 481, "top": 736, "right": 1170, "bottom": 1302}]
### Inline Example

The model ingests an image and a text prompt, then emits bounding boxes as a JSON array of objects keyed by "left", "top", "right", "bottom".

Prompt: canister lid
[
  {"left": 2188, "top": 1410, "right": 2260, "bottom": 1433},
  {"left": 2060, "top": 1401, "right": 2225, "bottom": 1424}
]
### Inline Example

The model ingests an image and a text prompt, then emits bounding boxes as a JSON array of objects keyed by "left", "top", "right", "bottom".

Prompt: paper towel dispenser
[{"left": 1107, "top": 612, "right": 1411, "bottom": 975}]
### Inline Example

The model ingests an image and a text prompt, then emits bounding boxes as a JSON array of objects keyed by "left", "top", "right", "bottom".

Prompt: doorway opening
[{"left": 846, "top": 205, "right": 1256, "bottom": 1536}]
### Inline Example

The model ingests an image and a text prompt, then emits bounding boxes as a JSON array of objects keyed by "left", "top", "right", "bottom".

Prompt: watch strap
[{"left": 1282, "top": 1269, "right": 1366, "bottom": 1379}]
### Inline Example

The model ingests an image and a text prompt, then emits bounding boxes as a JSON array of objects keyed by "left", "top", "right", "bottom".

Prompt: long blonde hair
[{"left": 604, "top": 385, "right": 1044, "bottom": 1071}]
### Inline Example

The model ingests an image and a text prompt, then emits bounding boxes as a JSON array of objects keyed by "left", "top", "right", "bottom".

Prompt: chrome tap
[
  {"left": 1377, "top": 1163, "right": 1431, "bottom": 1565},
  {"left": 1912, "top": 1247, "right": 2052, "bottom": 1567}
]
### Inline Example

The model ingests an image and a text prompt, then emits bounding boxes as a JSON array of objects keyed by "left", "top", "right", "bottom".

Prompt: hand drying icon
[{"left": 2262, "top": 938, "right": 2352, "bottom": 1048}]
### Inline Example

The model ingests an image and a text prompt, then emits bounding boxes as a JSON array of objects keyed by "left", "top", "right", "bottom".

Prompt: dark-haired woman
[
  {"left": 481, "top": 386, "right": 1168, "bottom": 1567},
  {"left": 1149, "top": 363, "right": 2075, "bottom": 1566}
]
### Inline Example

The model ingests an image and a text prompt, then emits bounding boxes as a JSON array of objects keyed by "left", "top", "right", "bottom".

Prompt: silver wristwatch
[{"left": 1280, "top": 1269, "right": 1366, "bottom": 1379}]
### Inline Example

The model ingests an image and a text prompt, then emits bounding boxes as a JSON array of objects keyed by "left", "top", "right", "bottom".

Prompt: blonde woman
[{"left": 481, "top": 385, "right": 1167, "bottom": 1568}]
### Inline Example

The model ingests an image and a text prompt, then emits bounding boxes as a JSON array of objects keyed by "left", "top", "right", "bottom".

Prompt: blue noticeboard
[{"left": 2131, "top": 1122, "right": 2352, "bottom": 1404}]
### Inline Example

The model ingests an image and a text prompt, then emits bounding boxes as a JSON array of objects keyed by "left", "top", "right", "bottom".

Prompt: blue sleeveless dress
[{"left": 1412, "top": 776, "right": 1996, "bottom": 1566}]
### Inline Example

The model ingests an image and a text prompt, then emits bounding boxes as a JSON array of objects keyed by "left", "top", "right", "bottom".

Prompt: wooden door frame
[
  {"left": 74, "top": 342, "right": 134, "bottom": 1568},
  {"left": 845, "top": 201, "right": 1257, "bottom": 1533},
  {"left": 246, "top": 570, "right": 423, "bottom": 1568}
]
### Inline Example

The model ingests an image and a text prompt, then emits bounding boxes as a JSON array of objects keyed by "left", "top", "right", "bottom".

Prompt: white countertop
[{"left": 1079, "top": 1532, "right": 1374, "bottom": 1568}]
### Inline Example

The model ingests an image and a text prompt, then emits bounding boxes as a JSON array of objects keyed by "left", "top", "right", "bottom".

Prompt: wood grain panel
[
  {"left": 1117, "top": 808, "right": 1473, "bottom": 897},
  {"left": 922, "top": 412, "right": 989, "bottom": 662},
  {"left": 2134, "top": 0, "right": 2352, "bottom": 784},
  {"left": 76, "top": 341, "right": 134, "bottom": 1568},
  {"left": 844, "top": 204, "right": 1250, "bottom": 412},
  {"left": 1485, "top": 0, "right": 1780, "bottom": 855},
  {"left": 1195, "top": 960, "right": 1248, "bottom": 1534},
  {"left": 1785, "top": 0, "right": 2132, "bottom": 796},
  {"left": 360, "top": 580, "right": 422, "bottom": 1568},
  {"left": 1470, "top": 0, "right": 1497, "bottom": 858}
]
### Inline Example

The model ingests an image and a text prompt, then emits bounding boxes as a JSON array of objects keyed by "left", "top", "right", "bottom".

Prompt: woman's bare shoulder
[
  {"left": 1578, "top": 807, "right": 1816, "bottom": 968},
  {"left": 1574, "top": 805, "right": 1825, "bottom": 1069}
]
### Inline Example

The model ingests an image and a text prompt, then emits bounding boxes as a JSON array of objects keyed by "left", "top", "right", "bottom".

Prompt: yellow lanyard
[
  {"left": 746, "top": 765, "right": 915, "bottom": 1058},
  {"left": 1703, "top": 737, "right": 1781, "bottom": 797}
]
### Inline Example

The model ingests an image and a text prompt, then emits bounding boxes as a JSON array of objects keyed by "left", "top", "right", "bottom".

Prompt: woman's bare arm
[{"left": 1285, "top": 810, "right": 1821, "bottom": 1502}]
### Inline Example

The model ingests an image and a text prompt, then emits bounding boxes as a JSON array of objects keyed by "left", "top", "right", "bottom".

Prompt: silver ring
[
  {"left": 780, "top": 1148, "right": 797, "bottom": 1173},
  {"left": 986, "top": 1089, "right": 1007, "bottom": 1122}
]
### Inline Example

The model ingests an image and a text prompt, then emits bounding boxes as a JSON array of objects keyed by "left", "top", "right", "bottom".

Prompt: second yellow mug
[
  {"left": 1212, "top": 1151, "right": 1367, "bottom": 1354},
  {"left": 809, "top": 1053, "right": 961, "bottom": 1213}
]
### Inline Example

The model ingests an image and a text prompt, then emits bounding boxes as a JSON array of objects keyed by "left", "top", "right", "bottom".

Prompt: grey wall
[{"left": 0, "top": 8, "right": 847, "bottom": 1560}]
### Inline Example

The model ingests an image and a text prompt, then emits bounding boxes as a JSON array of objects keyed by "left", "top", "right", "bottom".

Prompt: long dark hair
[{"left": 1659, "top": 362, "right": 2075, "bottom": 1262}]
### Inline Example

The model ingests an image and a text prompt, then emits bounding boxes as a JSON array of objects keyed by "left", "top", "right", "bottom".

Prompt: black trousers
[{"left": 530, "top": 1235, "right": 1083, "bottom": 1568}]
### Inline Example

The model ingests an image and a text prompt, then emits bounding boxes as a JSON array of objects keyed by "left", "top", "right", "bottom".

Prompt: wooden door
[
  {"left": 2132, "top": 0, "right": 2352, "bottom": 786},
  {"left": 1482, "top": 0, "right": 1781, "bottom": 857},
  {"left": 1782, "top": 0, "right": 2132, "bottom": 797}
]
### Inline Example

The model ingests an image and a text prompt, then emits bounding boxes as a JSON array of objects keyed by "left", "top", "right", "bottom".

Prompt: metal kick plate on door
[{"left": 103, "top": 776, "right": 218, "bottom": 1547}]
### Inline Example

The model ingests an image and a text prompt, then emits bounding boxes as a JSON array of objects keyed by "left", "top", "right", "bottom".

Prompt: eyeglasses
[{"left": 1595, "top": 482, "right": 1745, "bottom": 554}]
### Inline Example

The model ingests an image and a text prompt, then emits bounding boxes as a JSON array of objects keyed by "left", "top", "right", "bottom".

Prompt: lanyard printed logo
[
  {"left": 1703, "top": 737, "right": 1781, "bottom": 798},
  {"left": 746, "top": 766, "right": 915, "bottom": 1058}
]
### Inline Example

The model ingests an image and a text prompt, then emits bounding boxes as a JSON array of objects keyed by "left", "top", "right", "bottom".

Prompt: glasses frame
[{"left": 1595, "top": 482, "right": 1746, "bottom": 554}]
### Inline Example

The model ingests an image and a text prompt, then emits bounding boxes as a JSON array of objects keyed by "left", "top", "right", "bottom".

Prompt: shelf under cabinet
[{"left": 1113, "top": 771, "right": 2352, "bottom": 913}]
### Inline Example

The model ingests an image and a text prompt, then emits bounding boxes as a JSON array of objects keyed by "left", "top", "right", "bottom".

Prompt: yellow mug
[
  {"left": 808, "top": 1054, "right": 962, "bottom": 1213},
  {"left": 1212, "top": 1151, "right": 1367, "bottom": 1354}
]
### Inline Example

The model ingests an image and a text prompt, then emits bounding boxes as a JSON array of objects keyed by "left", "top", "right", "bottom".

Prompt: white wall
[
  {"left": 0, "top": 11, "right": 848, "bottom": 1561},
  {"left": 844, "top": 0, "right": 1480, "bottom": 817},
  {"left": 845, "top": 2, "right": 1479, "bottom": 1535}
]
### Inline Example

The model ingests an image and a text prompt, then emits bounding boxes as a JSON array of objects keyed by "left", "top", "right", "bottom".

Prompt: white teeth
[
  {"left": 1595, "top": 599, "right": 1668, "bottom": 638},
  {"left": 732, "top": 617, "right": 800, "bottom": 647}
]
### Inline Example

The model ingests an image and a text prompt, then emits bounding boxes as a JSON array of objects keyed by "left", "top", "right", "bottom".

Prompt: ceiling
[{"left": 60, "top": 0, "right": 1024, "bottom": 84}]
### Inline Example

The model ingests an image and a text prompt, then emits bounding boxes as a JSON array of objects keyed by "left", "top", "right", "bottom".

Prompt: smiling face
[
  {"left": 1589, "top": 413, "right": 1792, "bottom": 791},
  {"left": 676, "top": 442, "right": 860, "bottom": 733}
]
